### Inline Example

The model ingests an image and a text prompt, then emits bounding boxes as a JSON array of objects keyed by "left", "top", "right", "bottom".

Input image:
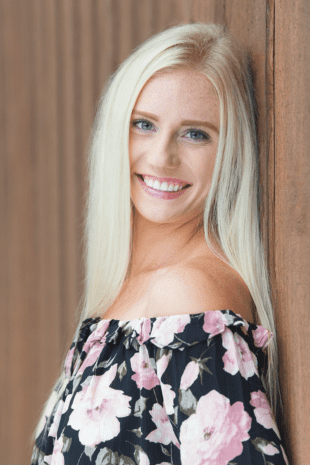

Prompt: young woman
[{"left": 30, "top": 22, "right": 289, "bottom": 464}]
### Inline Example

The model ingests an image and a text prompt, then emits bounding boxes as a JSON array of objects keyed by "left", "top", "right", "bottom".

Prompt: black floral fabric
[{"left": 31, "top": 309, "right": 289, "bottom": 465}]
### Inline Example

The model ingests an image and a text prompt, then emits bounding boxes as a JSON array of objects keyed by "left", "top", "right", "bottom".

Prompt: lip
[
  {"left": 136, "top": 174, "right": 191, "bottom": 200},
  {"left": 136, "top": 173, "right": 192, "bottom": 188}
]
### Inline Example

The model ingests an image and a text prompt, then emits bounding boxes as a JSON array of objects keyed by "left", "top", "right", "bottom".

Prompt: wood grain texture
[
  {"left": 274, "top": 0, "right": 310, "bottom": 462},
  {"left": 190, "top": 0, "right": 225, "bottom": 22},
  {"left": 29, "top": 3, "right": 64, "bottom": 461},
  {"left": 1, "top": 0, "right": 308, "bottom": 463},
  {"left": 56, "top": 0, "right": 78, "bottom": 340},
  {"left": 223, "top": 0, "right": 271, "bottom": 276}
]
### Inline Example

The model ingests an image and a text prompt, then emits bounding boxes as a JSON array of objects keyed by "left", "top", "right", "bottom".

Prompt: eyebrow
[{"left": 132, "top": 110, "right": 219, "bottom": 134}]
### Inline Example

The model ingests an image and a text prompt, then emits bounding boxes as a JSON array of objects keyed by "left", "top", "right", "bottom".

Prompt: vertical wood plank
[
  {"left": 74, "top": 0, "right": 96, "bottom": 190},
  {"left": 24, "top": 6, "right": 64, "bottom": 463},
  {"left": 223, "top": 1, "right": 270, "bottom": 264},
  {"left": 265, "top": 0, "right": 276, "bottom": 388},
  {"left": 274, "top": 0, "right": 310, "bottom": 462},
  {"left": 0, "top": 0, "right": 8, "bottom": 457},
  {"left": 153, "top": 0, "right": 190, "bottom": 31},
  {"left": 191, "top": 0, "right": 293, "bottom": 454},
  {"left": 33, "top": 0, "right": 62, "bottom": 395},
  {"left": 191, "top": 0, "right": 271, "bottom": 326},
  {"left": 111, "top": 0, "right": 134, "bottom": 66},
  {"left": 93, "top": 0, "right": 114, "bottom": 97},
  {"left": 2, "top": 0, "right": 35, "bottom": 460},
  {"left": 55, "top": 0, "right": 80, "bottom": 345},
  {"left": 0, "top": 0, "right": 63, "bottom": 461},
  {"left": 3, "top": 0, "right": 308, "bottom": 463},
  {"left": 131, "top": 0, "right": 154, "bottom": 44},
  {"left": 190, "top": 0, "right": 225, "bottom": 23}
]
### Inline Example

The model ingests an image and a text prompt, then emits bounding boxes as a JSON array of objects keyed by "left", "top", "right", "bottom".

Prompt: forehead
[{"left": 132, "top": 69, "right": 219, "bottom": 119}]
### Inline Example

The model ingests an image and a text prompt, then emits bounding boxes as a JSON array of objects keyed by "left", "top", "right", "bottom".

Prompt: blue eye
[
  {"left": 132, "top": 119, "right": 154, "bottom": 131},
  {"left": 131, "top": 119, "right": 210, "bottom": 142},
  {"left": 185, "top": 130, "right": 209, "bottom": 141}
]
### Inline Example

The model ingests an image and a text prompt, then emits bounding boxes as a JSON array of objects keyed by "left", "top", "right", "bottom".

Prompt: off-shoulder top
[{"left": 31, "top": 309, "right": 289, "bottom": 465}]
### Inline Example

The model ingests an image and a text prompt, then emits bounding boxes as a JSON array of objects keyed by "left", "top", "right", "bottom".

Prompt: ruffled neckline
[
  {"left": 63, "top": 309, "right": 274, "bottom": 380},
  {"left": 77, "top": 309, "right": 273, "bottom": 352}
]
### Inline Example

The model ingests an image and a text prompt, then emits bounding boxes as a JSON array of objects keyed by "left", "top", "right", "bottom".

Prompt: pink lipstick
[{"left": 136, "top": 174, "right": 191, "bottom": 200}]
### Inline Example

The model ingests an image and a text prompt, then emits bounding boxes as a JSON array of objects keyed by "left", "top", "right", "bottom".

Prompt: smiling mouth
[{"left": 136, "top": 174, "right": 191, "bottom": 189}]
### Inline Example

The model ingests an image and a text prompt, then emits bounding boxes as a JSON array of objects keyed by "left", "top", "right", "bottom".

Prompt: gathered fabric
[{"left": 31, "top": 309, "right": 289, "bottom": 465}]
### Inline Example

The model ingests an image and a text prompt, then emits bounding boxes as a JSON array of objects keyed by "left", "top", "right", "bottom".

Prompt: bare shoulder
[{"left": 147, "top": 257, "right": 255, "bottom": 322}]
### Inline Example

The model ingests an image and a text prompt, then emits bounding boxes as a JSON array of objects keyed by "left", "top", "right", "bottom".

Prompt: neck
[{"left": 128, "top": 208, "right": 220, "bottom": 279}]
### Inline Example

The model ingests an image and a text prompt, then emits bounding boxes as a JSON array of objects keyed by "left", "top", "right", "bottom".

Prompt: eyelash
[{"left": 131, "top": 119, "right": 210, "bottom": 142}]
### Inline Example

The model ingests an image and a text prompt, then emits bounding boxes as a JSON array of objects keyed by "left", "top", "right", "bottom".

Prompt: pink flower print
[
  {"left": 77, "top": 343, "right": 103, "bottom": 375},
  {"left": 131, "top": 345, "right": 161, "bottom": 390},
  {"left": 49, "top": 399, "right": 65, "bottom": 438},
  {"left": 222, "top": 329, "right": 258, "bottom": 379},
  {"left": 156, "top": 352, "right": 170, "bottom": 380},
  {"left": 150, "top": 314, "right": 191, "bottom": 347},
  {"left": 156, "top": 353, "right": 176, "bottom": 415},
  {"left": 202, "top": 310, "right": 227, "bottom": 338},
  {"left": 62, "top": 392, "right": 73, "bottom": 415},
  {"left": 81, "top": 319, "right": 110, "bottom": 355},
  {"left": 68, "top": 364, "right": 132, "bottom": 447},
  {"left": 252, "top": 326, "right": 274, "bottom": 351},
  {"left": 69, "top": 320, "right": 111, "bottom": 376},
  {"left": 137, "top": 318, "right": 152, "bottom": 344},
  {"left": 64, "top": 347, "right": 75, "bottom": 378},
  {"left": 236, "top": 315, "right": 250, "bottom": 331},
  {"left": 250, "top": 390, "right": 281, "bottom": 439},
  {"left": 180, "top": 360, "right": 199, "bottom": 390},
  {"left": 145, "top": 403, "right": 180, "bottom": 448},
  {"left": 50, "top": 435, "right": 65, "bottom": 465},
  {"left": 136, "top": 448, "right": 150, "bottom": 465},
  {"left": 127, "top": 317, "right": 153, "bottom": 345},
  {"left": 256, "top": 440, "right": 280, "bottom": 456},
  {"left": 179, "top": 389, "right": 252, "bottom": 465}
]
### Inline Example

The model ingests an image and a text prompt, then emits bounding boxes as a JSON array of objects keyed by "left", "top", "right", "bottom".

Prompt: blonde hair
[{"left": 30, "top": 21, "right": 284, "bottom": 448}]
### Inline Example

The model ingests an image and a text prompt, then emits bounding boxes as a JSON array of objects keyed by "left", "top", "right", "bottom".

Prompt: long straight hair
[{"left": 30, "top": 22, "right": 284, "bottom": 447}]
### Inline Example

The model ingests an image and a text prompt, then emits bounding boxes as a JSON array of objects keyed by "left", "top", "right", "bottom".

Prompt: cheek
[
  {"left": 129, "top": 137, "right": 143, "bottom": 166},
  {"left": 195, "top": 155, "right": 216, "bottom": 182},
  {"left": 128, "top": 139, "right": 136, "bottom": 167}
]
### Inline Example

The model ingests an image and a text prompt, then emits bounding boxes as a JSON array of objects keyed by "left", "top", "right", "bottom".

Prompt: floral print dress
[{"left": 31, "top": 309, "right": 289, "bottom": 465}]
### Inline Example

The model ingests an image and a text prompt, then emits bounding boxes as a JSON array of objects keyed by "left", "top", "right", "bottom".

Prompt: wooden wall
[{"left": 0, "top": 0, "right": 309, "bottom": 463}]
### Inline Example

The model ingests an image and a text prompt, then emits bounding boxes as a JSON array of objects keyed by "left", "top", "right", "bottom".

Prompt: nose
[{"left": 146, "top": 131, "right": 181, "bottom": 171}]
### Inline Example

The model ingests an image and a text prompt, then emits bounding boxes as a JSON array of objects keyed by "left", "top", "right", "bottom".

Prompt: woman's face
[{"left": 129, "top": 69, "right": 220, "bottom": 225}]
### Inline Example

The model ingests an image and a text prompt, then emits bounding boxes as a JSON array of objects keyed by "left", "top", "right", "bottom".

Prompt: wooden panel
[
  {"left": 56, "top": 0, "right": 83, "bottom": 343},
  {"left": 191, "top": 0, "right": 274, "bottom": 319},
  {"left": 131, "top": 0, "right": 154, "bottom": 43},
  {"left": 152, "top": 0, "right": 190, "bottom": 31},
  {"left": 27, "top": 2, "right": 63, "bottom": 462},
  {"left": 0, "top": 0, "right": 8, "bottom": 455},
  {"left": 223, "top": 1, "right": 272, "bottom": 274},
  {"left": 112, "top": 0, "right": 135, "bottom": 65},
  {"left": 93, "top": 0, "right": 114, "bottom": 95},
  {"left": 274, "top": 0, "right": 310, "bottom": 463},
  {"left": 56, "top": 0, "right": 77, "bottom": 337},
  {"left": 0, "top": 0, "right": 63, "bottom": 462},
  {"left": 190, "top": 0, "right": 225, "bottom": 22},
  {"left": 33, "top": 0, "right": 62, "bottom": 399},
  {"left": 2, "top": 0, "right": 308, "bottom": 463}
]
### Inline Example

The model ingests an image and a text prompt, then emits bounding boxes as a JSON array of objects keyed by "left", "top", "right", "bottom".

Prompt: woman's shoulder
[{"left": 147, "top": 253, "right": 255, "bottom": 323}]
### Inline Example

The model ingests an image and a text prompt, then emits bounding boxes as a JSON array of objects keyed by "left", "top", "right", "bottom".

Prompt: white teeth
[{"left": 143, "top": 176, "right": 184, "bottom": 192}]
